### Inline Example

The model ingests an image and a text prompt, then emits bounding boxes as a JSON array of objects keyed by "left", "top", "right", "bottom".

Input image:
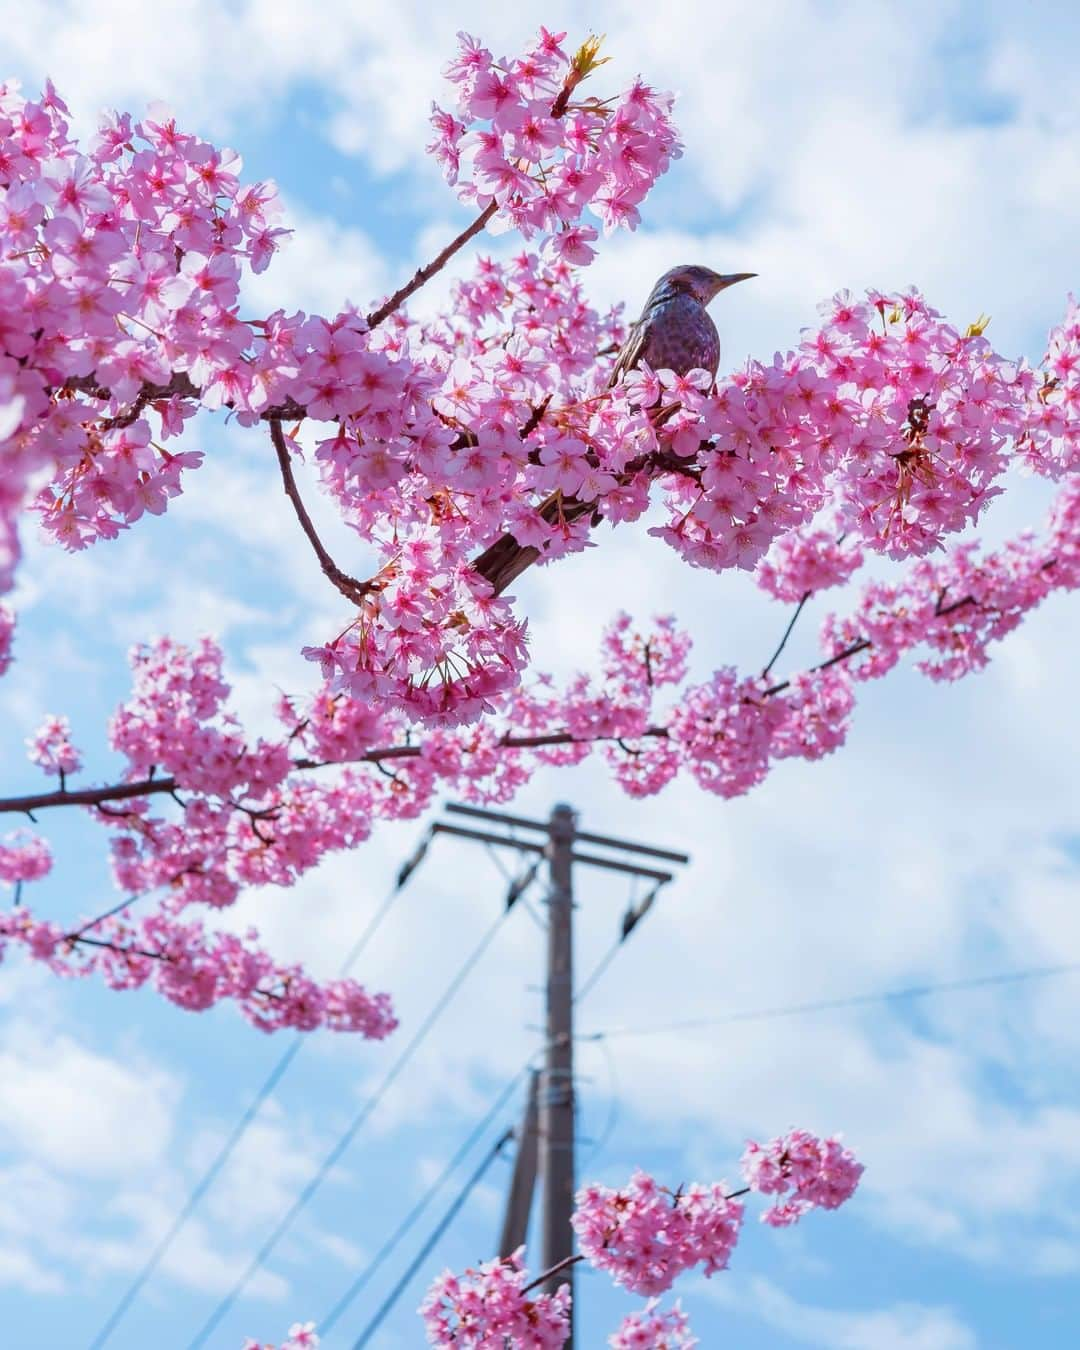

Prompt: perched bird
[
  {"left": 608, "top": 264, "right": 756, "bottom": 388},
  {"left": 473, "top": 265, "right": 756, "bottom": 594}
]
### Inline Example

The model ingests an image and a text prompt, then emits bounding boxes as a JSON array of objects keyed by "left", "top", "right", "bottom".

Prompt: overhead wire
[
  {"left": 349, "top": 1127, "right": 515, "bottom": 1349},
  {"left": 574, "top": 872, "right": 653, "bottom": 1006},
  {"left": 579, "top": 1033, "right": 622, "bottom": 1172},
  {"left": 185, "top": 883, "right": 518, "bottom": 1349},
  {"left": 87, "top": 831, "right": 433, "bottom": 1350},
  {"left": 317, "top": 1059, "right": 535, "bottom": 1338},
  {"left": 578, "top": 960, "right": 1080, "bottom": 1042},
  {"left": 318, "top": 854, "right": 544, "bottom": 1337}
]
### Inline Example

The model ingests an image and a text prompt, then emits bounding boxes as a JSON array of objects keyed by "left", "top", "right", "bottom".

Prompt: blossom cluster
[
  {"left": 242, "top": 1324, "right": 318, "bottom": 1350},
  {"left": 430, "top": 29, "right": 681, "bottom": 248},
  {"left": 420, "top": 1137, "right": 858, "bottom": 1346},
  {"left": 0, "top": 832, "right": 51, "bottom": 884},
  {"left": 27, "top": 712, "right": 82, "bottom": 777},
  {"left": 419, "top": 1249, "right": 570, "bottom": 1349},
  {"left": 608, "top": 1300, "right": 697, "bottom": 1349},
  {"left": 0, "top": 904, "right": 397, "bottom": 1036},
  {"left": 572, "top": 1169, "right": 744, "bottom": 1296},
  {"left": 2, "top": 468, "right": 1077, "bottom": 1026},
  {"left": 741, "top": 1129, "right": 864, "bottom": 1227}
]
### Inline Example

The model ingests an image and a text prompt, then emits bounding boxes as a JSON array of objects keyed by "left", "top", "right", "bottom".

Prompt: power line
[
  {"left": 579, "top": 961, "right": 1080, "bottom": 1042},
  {"left": 580, "top": 1034, "right": 621, "bottom": 1172},
  {"left": 185, "top": 900, "right": 515, "bottom": 1349},
  {"left": 349, "top": 1127, "right": 515, "bottom": 1350},
  {"left": 573, "top": 877, "right": 664, "bottom": 1006},
  {"left": 573, "top": 936, "right": 622, "bottom": 1006},
  {"left": 318, "top": 1061, "right": 533, "bottom": 1337},
  {"left": 87, "top": 831, "right": 430, "bottom": 1350}
]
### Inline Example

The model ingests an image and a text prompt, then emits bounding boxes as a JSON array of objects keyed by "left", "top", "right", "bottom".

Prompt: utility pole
[
  {"left": 432, "top": 801, "right": 689, "bottom": 1345},
  {"left": 542, "top": 802, "right": 577, "bottom": 1311},
  {"left": 499, "top": 1069, "right": 539, "bottom": 1258}
]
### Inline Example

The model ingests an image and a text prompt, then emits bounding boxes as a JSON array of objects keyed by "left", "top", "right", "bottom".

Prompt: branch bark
[
  {"left": 0, "top": 588, "right": 1007, "bottom": 819},
  {"left": 366, "top": 201, "right": 499, "bottom": 329},
  {"left": 269, "top": 419, "right": 375, "bottom": 606}
]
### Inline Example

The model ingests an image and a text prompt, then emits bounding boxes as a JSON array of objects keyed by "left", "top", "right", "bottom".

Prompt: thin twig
[
  {"left": 762, "top": 591, "right": 812, "bottom": 679},
  {"left": 65, "top": 892, "right": 147, "bottom": 941},
  {"left": 68, "top": 934, "right": 172, "bottom": 963},
  {"left": 521, "top": 1252, "right": 583, "bottom": 1295},
  {"left": 366, "top": 202, "right": 498, "bottom": 329},
  {"left": 269, "top": 419, "right": 374, "bottom": 606}
]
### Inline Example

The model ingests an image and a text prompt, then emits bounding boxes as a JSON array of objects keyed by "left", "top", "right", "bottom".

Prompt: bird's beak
[{"left": 714, "top": 272, "right": 757, "bottom": 291}]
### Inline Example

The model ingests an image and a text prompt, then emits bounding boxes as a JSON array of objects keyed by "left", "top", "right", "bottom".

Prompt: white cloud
[
  {"left": 0, "top": 1021, "right": 178, "bottom": 1179},
  {"left": 715, "top": 1275, "right": 977, "bottom": 1350},
  {"left": 241, "top": 198, "right": 391, "bottom": 321}
]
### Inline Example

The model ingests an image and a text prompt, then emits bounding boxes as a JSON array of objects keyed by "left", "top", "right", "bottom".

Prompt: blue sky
[{"left": 3, "top": 2, "right": 1080, "bottom": 1347}]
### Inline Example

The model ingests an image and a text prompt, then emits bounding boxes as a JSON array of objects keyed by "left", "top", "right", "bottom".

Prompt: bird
[
  {"left": 608, "top": 265, "right": 756, "bottom": 389},
  {"left": 472, "top": 265, "right": 756, "bottom": 594}
]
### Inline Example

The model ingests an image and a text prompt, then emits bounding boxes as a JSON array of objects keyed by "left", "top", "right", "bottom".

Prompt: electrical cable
[
  {"left": 573, "top": 937, "right": 622, "bottom": 1006},
  {"left": 349, "top": 1127, "right": 515, "bottom": 1350},
  {"left": 579, "top": 1034, "right": 621, "bottom": 1172},
  {"left": 87, "top": 830, "right": 431, "bottom": 1350},
  {"left": 579, "top": 961, "right": 1080, "bottom": 1042},
  {"left": 317, "top": 1059, "right": 534, "bottom": 1337},
  {"left": 573, "top": 875, "right": 653, "bottom": 1006},
  {"left": 185, "top": 900, "right": 515, "bottom": 1350}
]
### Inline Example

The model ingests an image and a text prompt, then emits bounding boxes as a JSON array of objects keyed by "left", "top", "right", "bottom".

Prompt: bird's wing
[{"left": 606, "top": 317, "right": 650, "bottom": 389}]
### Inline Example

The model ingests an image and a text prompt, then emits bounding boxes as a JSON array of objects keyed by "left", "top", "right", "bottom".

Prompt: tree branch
[
  {"left": 521, "top": 1252, "right": 583, "bottom": 1295},
  {"left": 762, "top": 591, "right": 812, "bottom": 678},
  {"left": 365, "top": 201, "right": 499, "bottom": 329},
  {"left": 0, "top": 591, "right": 1007, "bottom": 820},
  {"left": 269, "top": 419, "right": 375, "bottom": 606},
  {"left": 0, "top": 730, "right": 668, "bottom": 816},
  {"left": 61, "top": 371, "right": 307, "bottom": 427}
]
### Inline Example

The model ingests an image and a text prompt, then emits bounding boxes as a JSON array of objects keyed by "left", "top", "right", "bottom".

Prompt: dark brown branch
[
  {"left": 0, "top": 730, "right": 668, "bottom": 816},
  {"left": 0, "top": 581, "right": 1025, "bottom": 820},
  {"left": 762, "top": 591, "right": 812, "bottom": 679},
  {"left": 65, "top": 893, "right": 146, "bottom": 940},
  {"left": 61, "top": 371, "right": 307, "bottom": 427},
  {"left": 763, "top": 639, "right": 872, "bottom": 697},
  {"left": 269, "top": 419, "right": 375, "bottom": 606},
  {"left": 69, "top": 934, "right": 173, "bottom": 963},
  {"left": 472, "top": 440, "right": 708, "bottom": 596},
  {"left": 366, "top": 202, "right": 499, "bottom": 330},
  {"left": 521, "top": 1252, "right": 583, "bottom": 1295}
]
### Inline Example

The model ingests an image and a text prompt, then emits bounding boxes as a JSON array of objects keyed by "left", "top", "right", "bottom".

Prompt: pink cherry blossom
[
  {"left": 419, "top": 1249, "right": 570, "bottom": 1349},
  {"left": 27, "top": 712, "right": 82, "bottom": 777},
  {"left": 741, "top": 1129, "right": 864, "bottom": 1226},
  {"left": 608, "top": 1300, "right": 697, "bottom": 1349},
  {"left": 572, "top": 1169, "right": 745, "bottom": 1296}
]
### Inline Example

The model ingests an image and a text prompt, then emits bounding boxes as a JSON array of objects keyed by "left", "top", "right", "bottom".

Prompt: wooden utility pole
[
  {"left": 432, "top": 801, "right": 689, "bottom": 1345},
  {"left": 498, "top": 1070, "right": 540, "bottom": 1257},
  {"left": 541, "top": 802, "right": 577, "bottom": 1318}
]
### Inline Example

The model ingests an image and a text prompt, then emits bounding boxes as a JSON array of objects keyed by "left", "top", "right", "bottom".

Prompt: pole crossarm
[
  {"left": 431, "top": 822, "right": 547, "bottom": 854},
  {"left": 569, "top": 851, "right": 674, "bottom": 884},
  {"left": 570, "top": 828, "right": 689, "bottom": 864},
  {"left": 445, "top": 801, "right": 551, "bottom": 833}
]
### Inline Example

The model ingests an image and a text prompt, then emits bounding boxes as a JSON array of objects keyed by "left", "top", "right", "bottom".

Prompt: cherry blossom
[
  {"left": 741, "top": 1129, "right": 864, "bottom": 1227},
  {"left": 241, "top": 1323, "right": 318, "bottom": 1350},
  {"left": 27, "top": 712, "right": 82, "bottom": 777},
  {"left": 572, "top": 1169, "right": 744, "bottom": 1296},
  {"left": 419, "top": 1249, "right": 570, "bottom": 1349},
  {"left": 608, "top": 1300, "right": 697, "bottom": 1349},
  {"left": 418, "top": 1138, "right": 858, "bottom": 1346}
]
